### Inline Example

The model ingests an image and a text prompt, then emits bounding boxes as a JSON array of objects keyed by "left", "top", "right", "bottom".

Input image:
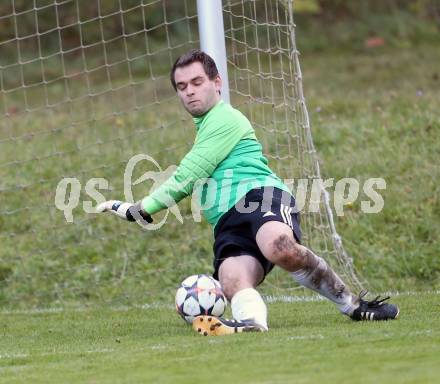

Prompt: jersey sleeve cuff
[{"left": 141, "top": 196, "right": 165, "bottom": 215}]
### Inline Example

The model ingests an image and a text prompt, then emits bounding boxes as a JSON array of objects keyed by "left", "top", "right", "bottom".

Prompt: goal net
[{"left": 0, "top": 0, "right": 362, "bottom": 309}]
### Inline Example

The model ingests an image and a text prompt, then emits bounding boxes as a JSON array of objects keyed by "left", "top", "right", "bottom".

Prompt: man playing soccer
[{"left": 96, "top": 50, "right": 399, "bottom": 335}]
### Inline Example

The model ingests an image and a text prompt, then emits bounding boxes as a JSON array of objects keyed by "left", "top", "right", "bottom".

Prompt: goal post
[
  {"left": 0, "top": 0, "right": 363, "bottom": 309},
  {"left": 197, "top": 0, "right": 230, "bottom": 103}
]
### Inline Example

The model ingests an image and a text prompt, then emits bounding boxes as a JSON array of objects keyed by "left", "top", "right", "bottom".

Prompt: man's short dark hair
[{"left": 170, "top": 49, "right": 219, "bottom": 91}]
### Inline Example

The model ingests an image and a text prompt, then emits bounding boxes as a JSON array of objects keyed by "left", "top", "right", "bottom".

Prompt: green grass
[
  {"left": 1, "top": 292, "right": 439, "bottom": 383},
  {"left": 1, "top": 10, "right": 438, "bottom": 384},
  {"left": 1, "top": 43, "right": 439, "bottom": 307},
  {"left": 302, "top": 44, "right": 440, "bottom": 289}
]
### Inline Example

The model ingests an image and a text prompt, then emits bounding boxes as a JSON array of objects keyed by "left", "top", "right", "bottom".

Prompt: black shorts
[{"left": 213, "top": 186, "right": 301, "bottom": 281}]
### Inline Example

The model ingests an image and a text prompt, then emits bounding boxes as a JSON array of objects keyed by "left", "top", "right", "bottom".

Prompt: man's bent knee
[
  {"left": 261, "top": 231, "right": 306, "bottom": 271},
  {"left": 256, "top": 221, "right": 295, "bottom": 259}
]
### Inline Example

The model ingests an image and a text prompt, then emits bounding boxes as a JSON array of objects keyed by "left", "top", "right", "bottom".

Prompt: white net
[
  {"left": 0, "top": 0, "right": 362, "bottom": 309},
  {"left": 223, "top": 0, "right": 363, "bottom": 292}
]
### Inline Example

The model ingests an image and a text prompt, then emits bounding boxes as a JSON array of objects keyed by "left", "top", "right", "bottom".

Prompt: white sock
[
  {"left": 231, "top": 288, "right": 268, "bottom": 330},
  {"left": 291, "top": 256, "right": 356, "bottom": 315}
]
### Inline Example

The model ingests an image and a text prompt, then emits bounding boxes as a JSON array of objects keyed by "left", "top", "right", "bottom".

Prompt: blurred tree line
[
  {"left": 0, "top": 0, "right": 196, "bottom": 52},
  {"left": 294, "top": 0, "right": 439, "bottom": 50},
  {"left": 295, "top": 0, "right": 438, "bottom": 19},
  {"left": 0, "top": 0, "right": 438, "bottom": 52}
]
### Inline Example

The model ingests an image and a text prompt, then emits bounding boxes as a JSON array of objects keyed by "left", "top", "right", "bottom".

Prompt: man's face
[{"left": 174, "top": 62, "right": 222, "bottom": 117}]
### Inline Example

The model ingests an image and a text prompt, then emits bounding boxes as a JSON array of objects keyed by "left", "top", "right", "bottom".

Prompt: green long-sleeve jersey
[{"left": 141, "top": 100, "right": 290, "bottom": 230}]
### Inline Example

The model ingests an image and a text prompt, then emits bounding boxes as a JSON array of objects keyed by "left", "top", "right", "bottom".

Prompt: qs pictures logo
[{"left": 54, "top": 154, "right": 183, "bottom": 229}]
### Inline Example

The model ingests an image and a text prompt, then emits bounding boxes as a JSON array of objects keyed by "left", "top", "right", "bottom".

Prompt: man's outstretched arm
[{"left": 96, "top": 114, "right": 249, "bottom": 223}]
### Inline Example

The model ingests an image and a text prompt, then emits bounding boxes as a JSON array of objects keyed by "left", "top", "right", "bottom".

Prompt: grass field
[
  {"left": 1, "top": 291, "right": 439, "bottom": 383},
  {"left": 302, "top": 42, "right": 439, "bottom": 290},
  {"left": 1, "top": 42, "right": 438, "bottom": 308},
  {"left": 1, "top": 9, "right": 439, "bottom": 382}
]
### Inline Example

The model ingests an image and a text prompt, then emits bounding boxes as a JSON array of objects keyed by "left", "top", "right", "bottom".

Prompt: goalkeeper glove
[{"left": 96, "top": 200, "right": 153, "bottom": 223}]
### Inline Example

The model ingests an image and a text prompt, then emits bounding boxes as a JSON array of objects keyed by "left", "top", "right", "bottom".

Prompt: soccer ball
[{"left": 175, "top": 274, "right": 227, "bottom": 324}]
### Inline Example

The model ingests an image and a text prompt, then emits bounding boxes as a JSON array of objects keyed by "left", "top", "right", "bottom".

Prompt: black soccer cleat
[
  {"left": 192, "top": 315, "right": 265, "bottom": 336},
  {"left": 350, "top": 291, "right": 399, "bottom": 321}
]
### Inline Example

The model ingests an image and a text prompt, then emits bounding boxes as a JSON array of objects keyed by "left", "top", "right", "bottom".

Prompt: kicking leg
[
  {"left": 193, "top": 255, "right": 268, "bottom": 335},
  {"left": 219, "top": 255, "right": 268, "bottom": 330},
  {"left": 256, "top": 221, "right": 399, "bottom": 320},
  {"left": 256, "top": 221, "right": 357, "bottom": 315}
]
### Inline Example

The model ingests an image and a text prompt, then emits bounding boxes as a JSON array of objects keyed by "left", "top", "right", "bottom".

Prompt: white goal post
[{"left": 197, "top": 0, "right": 230, "bottom": 103}]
